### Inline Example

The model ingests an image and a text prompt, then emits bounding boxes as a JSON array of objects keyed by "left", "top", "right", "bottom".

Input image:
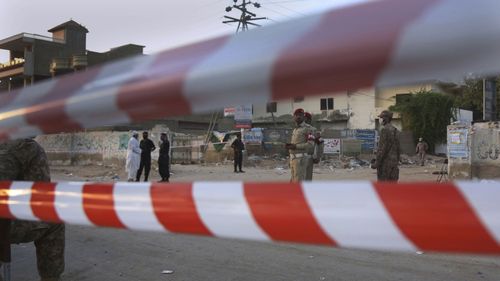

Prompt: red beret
[
  {"left": 293, "top": 108, "right": 304, "bottom": 116},
  {"left": 304, "top": 112, "right": 312, "bottom": 119}
]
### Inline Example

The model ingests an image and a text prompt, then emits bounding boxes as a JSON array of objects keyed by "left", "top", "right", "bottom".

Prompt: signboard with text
[
  {"left": 324, "top": 138, "right": 341, "bottom": 154},
  {"left": 235, "top": 105, "right": 252, "bottom": 129}
]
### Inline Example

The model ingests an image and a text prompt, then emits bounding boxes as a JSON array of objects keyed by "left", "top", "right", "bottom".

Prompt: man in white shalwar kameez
[{"left": 126, "top": 131, "right": 142, "bottom": 181}]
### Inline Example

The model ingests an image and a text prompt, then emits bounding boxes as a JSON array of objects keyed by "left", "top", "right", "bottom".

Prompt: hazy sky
[{"left": 0, "top": 0, "right": 370, "bottom": 62}]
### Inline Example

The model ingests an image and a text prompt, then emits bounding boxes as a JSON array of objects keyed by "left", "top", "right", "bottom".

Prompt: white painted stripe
[
  {"left": 7, "top": 182, "right": 37, "bottom": 221},
  {"left": 66, "top": 55, "right": 158, "bottom": 129},
  {"left": 377, "top": 0, "right": 500, "bottom": 86},
  {"left": 456, "top": 181, "right": 500, "bottom": 245},
  {"left": 303, "top": 181, "right": 416, "bottom": 251},
  {"left": 113, "top": 182, "right": 164, "bottom": 231},
  {"left": 0, "top": 80, "right": 57, "bottom": 139},
  {"left": 54, "top": 182, "right": 93, "bottom": 226},
  {"left": 3, "top": 114, "right": 43, "bottom": 140},
  {"left": 184, "top": 15, "right": 322, "bottom": 114},
  {"left": 193, "top": 182, "right": 269, "bottom": 241}
]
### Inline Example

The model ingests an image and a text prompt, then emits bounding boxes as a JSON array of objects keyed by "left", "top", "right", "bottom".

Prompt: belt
[{"left": 291, "top": 153, "right": 309, "bottom": 158}]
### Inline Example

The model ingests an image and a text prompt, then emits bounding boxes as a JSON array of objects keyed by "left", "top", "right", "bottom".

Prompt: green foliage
[
  {"left": 439, "top": 77, "right": 500, "bottom": 119},
  {"left": 389, "top": 90, "right": 455, "bottom": 152}
]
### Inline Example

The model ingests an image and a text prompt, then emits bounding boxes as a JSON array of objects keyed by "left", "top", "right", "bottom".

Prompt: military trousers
[
  {"left": 1, "top": 220, "right": 65, "bottom": 279},
  {"left": 290, "top": 156, "right": 310, "bottom": 182}
]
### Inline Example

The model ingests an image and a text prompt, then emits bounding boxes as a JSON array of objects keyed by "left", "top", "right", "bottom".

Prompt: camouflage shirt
[
  {"left": 0, "top": 139, "right": 50, "bottom": 182},
  {"left": 376, "top": 123, "right": 400, "bottom": 181},
  {"left": 290, "top": 122, "right": 315, "bottom": 155}
]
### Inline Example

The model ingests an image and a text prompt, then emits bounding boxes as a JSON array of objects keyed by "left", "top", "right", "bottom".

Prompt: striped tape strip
[
  {"left": 2, "top": 0, "right": 500, "bottom": 140},
  {"left": 1, "top": 180, "right": 499, "bottom": 254}
]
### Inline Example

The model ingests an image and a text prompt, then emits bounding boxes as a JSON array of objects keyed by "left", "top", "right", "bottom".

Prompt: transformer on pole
[{"left": 223, "top": 0, "right": 267, "bottom": 33}]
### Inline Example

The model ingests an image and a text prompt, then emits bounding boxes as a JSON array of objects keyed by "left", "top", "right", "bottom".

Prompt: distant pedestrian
[
  {"left": 126, "top": 131, "right": 141, "bottom": 182},
  {"left": 158, "top": 132, "right": 170, "bottom": 182},
  {"left": 286, "top": 108, "right": 315, "bottom": 181},
  {"left": 371, "top": 110, "right": 400, "bottom": 181},
  {"left": 231, "top": 133, "right": 245, "bottom": 173},
  {"left": 416, "top": 137, "right": 428, "bottom": 166},
  {"left": 136, "top": 131, "right": 156, "bottom": 182}
]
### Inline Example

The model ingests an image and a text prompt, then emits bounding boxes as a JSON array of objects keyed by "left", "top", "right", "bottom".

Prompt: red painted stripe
[
  {"left": 82, "top": 183, "right": 126, "bottom": 228},
  {"left": 0, "top": 182, "right": 14, "bottom": 219},
  {"left": 244, "top": 182, "right": 335, "bottom": 245},
  {"left": 24, "top": 66, "right": 103, "bottom": 134},
  {"left": 150, "top": 183, "right": 211, "bottom": 235},
  {"left": 374, "top": 182, "right": 500, "bottom": 254},
  {"left": 117, "top": 37, "right": 228, "bottom": 123},
  {"left": 30, "top": 182, "right": 61, "bottom": 223},
  {"left": 271, "top": 0, "right": 440, "bottom": 100}
]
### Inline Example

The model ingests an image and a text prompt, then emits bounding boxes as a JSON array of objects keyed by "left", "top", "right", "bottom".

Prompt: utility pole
[{"left": 223, "top": 0, "right": 266, "bottom": 33}]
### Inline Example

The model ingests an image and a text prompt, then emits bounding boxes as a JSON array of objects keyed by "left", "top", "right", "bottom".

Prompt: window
[
  {"left": 294, "top": 96, "right": 304, "bottom": 103},
  {"left": 395, "top": 93, "right": 411, "bottom": 105},
  {"left": 320, "top": 98, "right": 334, "bottom": 110},
  {"left": 266, "top": 102, "right": 277, "bottom": 113}
]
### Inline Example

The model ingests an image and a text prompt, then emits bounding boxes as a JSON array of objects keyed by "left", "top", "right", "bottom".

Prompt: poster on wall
[
  {"left": 323, "top": 138, "right": 341, "bottom": 154},
  {"left": 243, "top": 129, "right": 263, "bottom": 144},
  {"left": 448, "top": 129, "right": 468, "bottom": 158},
  {"left": 235, "top": 105, "right": 253, "bottom": 129}
]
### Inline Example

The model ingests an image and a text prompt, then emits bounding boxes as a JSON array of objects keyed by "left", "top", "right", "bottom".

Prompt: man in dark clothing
[
  {"left": 136, "top": 131, "right": 156, "bottom": 182},
  {"left": 158, "top": 132, "right": 170, "bottom": 182},
  {"left": 372, "top": 110, "right": 400, "bottom": 181},
  {"left": 0, "top": 139, "right": 65, "bottom": 281},
  {"left": 231, "top": 133, "right": 245, "bottom": 173}
]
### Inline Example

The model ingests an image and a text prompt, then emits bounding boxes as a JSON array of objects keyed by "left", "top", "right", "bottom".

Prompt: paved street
[{"left": 11, "top": 225, "right": 500, "bottom": 280}]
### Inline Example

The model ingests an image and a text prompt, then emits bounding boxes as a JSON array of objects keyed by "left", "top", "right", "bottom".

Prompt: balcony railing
[
  {"left": 0, "top": 58, "right": 25, "bottom": 70},
  {"left": 22, "top": 33, "right": 65, "bottom": 44}
]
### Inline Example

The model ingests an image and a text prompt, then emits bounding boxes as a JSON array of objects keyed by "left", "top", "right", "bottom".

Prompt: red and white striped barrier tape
[
  {"left": 2, "top": 0, "right": 500, "bottom": 140},
  {"left": 1, "top": 181, "right": 499, "bottom": 254}
]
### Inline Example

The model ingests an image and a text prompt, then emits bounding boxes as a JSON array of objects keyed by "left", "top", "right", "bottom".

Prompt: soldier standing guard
[
  {"left": 0, "top": 139, "right": 65, "bottom": 281},
  {"left": 286, "top": 108, "right": 315, "bottom": 181},
  {"left": 371, "top": 110, "right": 401, "bottom": 181}
]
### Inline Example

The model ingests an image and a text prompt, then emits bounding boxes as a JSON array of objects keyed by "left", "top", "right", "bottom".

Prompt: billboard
[{"left": 235, "top": 105, "right": 252, "bottom": 129}]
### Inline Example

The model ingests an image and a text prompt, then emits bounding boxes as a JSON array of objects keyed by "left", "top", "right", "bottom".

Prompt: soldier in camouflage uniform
[
  {"left": 372, "top": 110, "right": 400, "bottom": 181},
  {"left": 304, "top": 112, "right": 315, "bottom": 180},
  {"left": 0, "top": 139, "right": 65, "bottom": 281},
  {"left": 286, "top": 109, "right": 315, "bottom": 181}
]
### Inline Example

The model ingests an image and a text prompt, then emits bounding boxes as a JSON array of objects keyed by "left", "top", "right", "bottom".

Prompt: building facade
[{"left": 0, "top": 20, "right": 144, "bottom": 92}]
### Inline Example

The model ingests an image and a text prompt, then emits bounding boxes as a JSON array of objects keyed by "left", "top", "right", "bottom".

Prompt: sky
[{"left": 0, "top": 0, "right": 370, "bottom": 62}]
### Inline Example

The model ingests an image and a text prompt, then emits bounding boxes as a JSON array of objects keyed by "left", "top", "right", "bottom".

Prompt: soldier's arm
[
  {"left": 376, "top": 128, "right": 389, "bottom": 163},
  {"left": 17, "top": 140, "right": 51, "bottom": 182}
]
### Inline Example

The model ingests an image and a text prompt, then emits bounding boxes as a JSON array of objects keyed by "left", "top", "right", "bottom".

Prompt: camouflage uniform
[
  {"left": 290, "top": 122, "right": 315, "bottom": 181},
  {"left": 0, "top": 139, "right": 65, "bottom": 280},
  {"left": 305, "top": 126, "right": 317, "bottom": 180},
  {"left": 416, "top": 140, "right": 428, "bottom": 166},
  {"left": 376, "top": 123, "right": 400, "bottom": 181}
]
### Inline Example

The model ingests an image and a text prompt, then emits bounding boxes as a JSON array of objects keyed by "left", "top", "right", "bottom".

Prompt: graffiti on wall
[{"left": 474, "top": 128, "right": 500, "bottom": 161}]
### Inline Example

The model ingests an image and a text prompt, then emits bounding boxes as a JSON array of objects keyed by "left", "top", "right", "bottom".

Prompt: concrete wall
[
  {"left": 448, "top": 122, "right": 500, "bottom": 179},
  {"left": 35, "top": 127, "right": 204, "bottom": 165},
  {"left": 470, "top": 122, "right": 500, "bottom": 179}
]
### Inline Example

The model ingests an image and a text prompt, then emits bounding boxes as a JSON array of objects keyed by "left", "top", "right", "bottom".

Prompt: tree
[
  {"left": 389, "top": 90, "right": 455, "bottom": 153},
  {"left": 438, "top": 77, "right": 500, "bottom": 120}
]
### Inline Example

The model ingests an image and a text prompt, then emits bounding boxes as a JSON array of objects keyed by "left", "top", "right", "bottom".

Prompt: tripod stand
[{"left": 435, "top": 158, "right": 448, "bottom": 182}]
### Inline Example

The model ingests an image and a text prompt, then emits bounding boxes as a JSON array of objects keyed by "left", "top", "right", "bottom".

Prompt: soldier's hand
[
  {"left": 313, "top": 159, "right": 320, "bottom": 164},
  {"left": 285, "top": 143, "right": 296, "bottom": 149},
  {"left": 370, "top": 159, "right": 377, "bottom": 169}
]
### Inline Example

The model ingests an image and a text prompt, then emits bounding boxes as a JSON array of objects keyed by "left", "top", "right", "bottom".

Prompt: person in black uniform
[
  {"left": 231, "top": 133, "right": 245, "bottom": 173},
  {"left": 136, "top": 131, "right": 156, "bottom": 182},
  {"left": 158, "top": 132, "right": 170, "bottom": 182}
]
